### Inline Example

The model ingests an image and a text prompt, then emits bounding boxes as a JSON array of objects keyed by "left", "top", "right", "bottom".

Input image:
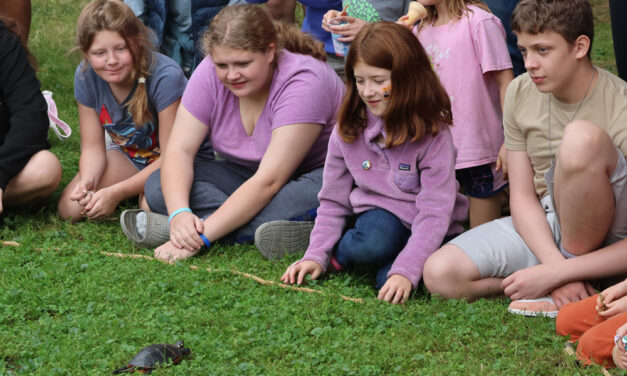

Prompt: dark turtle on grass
[{"left": 112, "top": 340, "right": 190, "bottom": 374}]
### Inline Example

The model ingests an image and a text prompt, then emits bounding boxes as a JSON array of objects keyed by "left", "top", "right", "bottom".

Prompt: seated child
[
  {"left": 281, "top": 22, "right": 468, "bottom": 304},
  {"left": 422, "top": 0, "right": 627, "bottom": 317},
  {"left": 556, "top": 278, "right": 627, "bottom": 368},
  {"left": 0, "top": 16, "right": 61, "bottom": 214}
]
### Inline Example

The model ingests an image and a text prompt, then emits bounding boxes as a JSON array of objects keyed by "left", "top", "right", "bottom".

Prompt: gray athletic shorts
[{"left": 449, "top": 146, "right": 627, "bottom": 278}]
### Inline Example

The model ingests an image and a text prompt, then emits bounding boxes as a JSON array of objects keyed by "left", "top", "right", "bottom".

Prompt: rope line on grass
[{"left": 2, "top": 241, "right": 363, "bottom": 303}]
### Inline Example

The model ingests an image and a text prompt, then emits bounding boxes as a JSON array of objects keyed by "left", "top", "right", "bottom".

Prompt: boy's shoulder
[{"left": 597, "top": 67, "right": 627, "bottom": 97}]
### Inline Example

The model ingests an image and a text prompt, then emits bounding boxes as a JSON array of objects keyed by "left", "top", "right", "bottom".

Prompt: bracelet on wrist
[
  {"left": 168, "top": 207, "right": 192, "bottom": 224},
  {"left": 198, "top": 233, "right": 212, "bottom": 249}
]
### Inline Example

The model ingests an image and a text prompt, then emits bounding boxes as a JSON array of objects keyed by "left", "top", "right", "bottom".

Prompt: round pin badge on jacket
[{"left": 362, "top": 160, "right": 372, "bottom": 170}]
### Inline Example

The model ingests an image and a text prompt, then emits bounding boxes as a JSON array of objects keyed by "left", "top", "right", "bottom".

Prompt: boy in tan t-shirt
[{"left": 422, "top": 0, "right": 627, "bottom": 318}]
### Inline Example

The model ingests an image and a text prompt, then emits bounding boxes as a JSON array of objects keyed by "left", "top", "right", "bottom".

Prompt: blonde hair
[
  {"left": 418, "top": 0, "right": 490, "bottom": 31},
  {"left": 76, "top": 0, "right": 154, "bottom": 127},
  {"left": 201, "top": 4, "right": 326, "bottom": 62}
]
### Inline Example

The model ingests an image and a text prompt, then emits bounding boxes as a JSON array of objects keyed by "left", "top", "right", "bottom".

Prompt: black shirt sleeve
[{"left": 0, "top": 24, "right": 50, "bottom": 191}]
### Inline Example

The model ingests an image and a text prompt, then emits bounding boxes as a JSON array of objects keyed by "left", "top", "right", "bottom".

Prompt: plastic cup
[{"left": 329, "top": 17, "right": 350, "bottom": 57}]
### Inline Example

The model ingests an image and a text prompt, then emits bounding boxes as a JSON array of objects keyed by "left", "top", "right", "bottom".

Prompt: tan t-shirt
[{"left": 504, "top": 68, "right": 627, "bottom": 198}]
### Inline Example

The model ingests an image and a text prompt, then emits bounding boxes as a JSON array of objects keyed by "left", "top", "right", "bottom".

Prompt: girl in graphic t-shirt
[
  {"left": 406, "top": 0, "right": 514, "bottom": 228},
  {"left": 120, "top": 4, "right": 344, "bottom": 260},
  {"left": 281, "top": 22, "right": 468, "bottom": 304},
  {"left": 57, "top": 0, "right": 187, "bottom": 222}
]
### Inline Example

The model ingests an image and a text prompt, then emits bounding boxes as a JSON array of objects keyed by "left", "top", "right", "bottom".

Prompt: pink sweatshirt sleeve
[
  {"left": 300, "top": 131, "right": 355, "bottom": 270},
  {"left": 388, "top": 127, "right": 460, "bottom": 287}
]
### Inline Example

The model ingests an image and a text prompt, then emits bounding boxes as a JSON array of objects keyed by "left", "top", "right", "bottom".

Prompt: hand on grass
[
  {"left": 378, "top": 274, "right": 412, "bottom": 304},
  {"left": 598, "top": 278, "right": 627, "bottom": 310},
  {"left": 83, "top": 186, "right": 122, "bottom": 219},
  {"left": 154, "top": 240, "right": 199, "bottom": 263},
  {"left": 169, "top": 212, "right": 204, "bottom": 251},
  {"left": 496, "top": 144, "right": 508, "bottom": 180},
  {"left": 549, "top": 281, "right": 595, "bottom": 309},
  {"left": 281, "top": 260, "right": 322, "bottom": 285}
]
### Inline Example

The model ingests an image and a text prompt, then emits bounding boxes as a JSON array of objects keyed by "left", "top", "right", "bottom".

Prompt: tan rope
[{"left": 2, "top": 241, "right": 362, "bottom": 303}]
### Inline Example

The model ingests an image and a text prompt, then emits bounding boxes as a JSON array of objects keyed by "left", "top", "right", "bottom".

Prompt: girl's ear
[
  {"left": 265, "top": 43, "right": 277, "bottom": 63},
  {"left": 573, "top": 35, "right": 591, "bottom": 59}
]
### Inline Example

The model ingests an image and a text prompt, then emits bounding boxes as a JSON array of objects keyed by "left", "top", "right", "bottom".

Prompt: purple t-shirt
[{"left": 182, "top": 50, "right": 345, "bottom": 172}]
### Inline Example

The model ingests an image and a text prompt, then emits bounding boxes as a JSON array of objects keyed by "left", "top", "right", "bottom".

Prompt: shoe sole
[
  {"left": 120, "top": 209, "right": 170, "bottom": 249},
  {"left": 254, "top": 221, "right": 314, "bottom": 260},
  {"left": 507, "top": 307, "right": 558, "bottom": 318}
]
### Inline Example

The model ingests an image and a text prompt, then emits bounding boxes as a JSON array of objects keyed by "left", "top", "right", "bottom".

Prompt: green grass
[{"left": 0, "top": 0, "right": 620, "bottom": 375}]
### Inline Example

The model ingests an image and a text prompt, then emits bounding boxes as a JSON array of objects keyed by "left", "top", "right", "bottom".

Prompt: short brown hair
[
  {"left": 338, "top": 22, "right": 452, "bottom": 148},
  {"left": 512, "top": 0, "right": 594, "bottom": 57},
  {"left": 202, "top": 4, "right": 326, "bottom": 62}
]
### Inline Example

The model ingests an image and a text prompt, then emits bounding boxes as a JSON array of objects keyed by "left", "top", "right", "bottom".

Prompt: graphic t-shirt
[{"left": 74, "top": 52, "right": 187, "bottom": 165}]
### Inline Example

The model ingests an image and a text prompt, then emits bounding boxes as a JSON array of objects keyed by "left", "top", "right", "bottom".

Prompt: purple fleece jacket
[{"left": 300, "top": 111, "right": 469, "bottom": 287}]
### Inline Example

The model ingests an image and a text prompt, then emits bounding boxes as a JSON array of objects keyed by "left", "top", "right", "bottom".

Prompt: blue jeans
[
  {"left": 334, "top": 209, "right": 411, "bottom": 290},
  {"left": 144, "top": 157, "right": 322, "bottom": 243}
]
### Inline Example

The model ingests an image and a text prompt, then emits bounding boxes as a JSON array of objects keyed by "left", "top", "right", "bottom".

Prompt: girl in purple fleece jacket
[{"left": 281, "top": 22, "right": 468, "bottom": 304}]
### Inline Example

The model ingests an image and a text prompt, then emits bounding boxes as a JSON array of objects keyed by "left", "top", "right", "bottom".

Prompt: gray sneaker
[{"left": 254, "top": 220, "right": 314, "bottom": 260}]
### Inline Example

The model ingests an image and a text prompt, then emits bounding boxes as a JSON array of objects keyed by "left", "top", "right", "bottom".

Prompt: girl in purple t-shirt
[
  {"left": 120, "top": 5, "right": 344, "bottom": 259},
  {"left": 281, "top": 22, "right": 468, "bottom": 304},
  {"left": 58, "top": 0, "right": 186, "bottom": 222}
]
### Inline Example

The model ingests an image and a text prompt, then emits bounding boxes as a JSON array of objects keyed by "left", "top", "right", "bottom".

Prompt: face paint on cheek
[{"left": 382, "top": 86, "right": 391, "bottom": 100}]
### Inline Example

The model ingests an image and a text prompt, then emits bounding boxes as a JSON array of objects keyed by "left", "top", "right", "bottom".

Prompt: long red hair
[{"left": 338, "top": 22, "right": 452, "bottom": 147}]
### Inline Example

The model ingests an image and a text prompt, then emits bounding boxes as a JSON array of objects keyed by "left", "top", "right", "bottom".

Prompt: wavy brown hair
[
  {"left": 512, "top": 0, "right": 594, "bottom": 58},
  {"left": 418, "top": 0, "right": 490, "bottom": 31},
  {"left": 201, "top": 4, "right": 326, "bottom": 63},
  {"left": 76, "top": 0, "right": 154, "bottom": 127},
  {"left": 338, "top": 22, "right": 452, "bottom": 148}
]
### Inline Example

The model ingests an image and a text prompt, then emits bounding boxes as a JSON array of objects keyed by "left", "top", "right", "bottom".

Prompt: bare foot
[{"left": 154, "top": 241, "right": 199, "bottom": 262}]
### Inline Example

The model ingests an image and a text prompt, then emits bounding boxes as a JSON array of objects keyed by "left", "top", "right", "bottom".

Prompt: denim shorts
[
  {"left": 449, "top": 146, "right": 627, "bottom": 278},
  {"left": 107, "top": 143, "right": 147, "bottom": 171},
  {"left": 455, "top": 162, "right": 507, "bottom": 198}
]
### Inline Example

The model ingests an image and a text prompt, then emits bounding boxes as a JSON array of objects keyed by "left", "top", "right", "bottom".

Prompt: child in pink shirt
[
  {"left": 412, "top": 0, "right": 514, "bottom": 227},
  {"left": 281, "top": 22, "right": 468, "bottom": 304}
]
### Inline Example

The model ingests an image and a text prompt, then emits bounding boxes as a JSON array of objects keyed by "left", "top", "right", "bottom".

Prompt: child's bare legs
[
  {"left": 554, "top": 120, "right": 617, "bottom": 255},
  {"left": 58, "top": 150, "right": 137, "bottom": 222},
  {"left": 2, "top": 150, "right": 61, "bottom": 212},
  {"left": 469, "top": 192, "right": 504, "bottom": 228},
  {"left": 423, "top": 244, "right": 505, "bottom": 300}
]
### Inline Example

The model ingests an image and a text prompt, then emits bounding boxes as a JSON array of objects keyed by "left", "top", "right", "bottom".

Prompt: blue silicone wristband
[
  {"left": 198, "top": 233, "right": 212, "bottom": 248},
  {"left": 168, "top": 207, "right": 192, "bottom": 223}
]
